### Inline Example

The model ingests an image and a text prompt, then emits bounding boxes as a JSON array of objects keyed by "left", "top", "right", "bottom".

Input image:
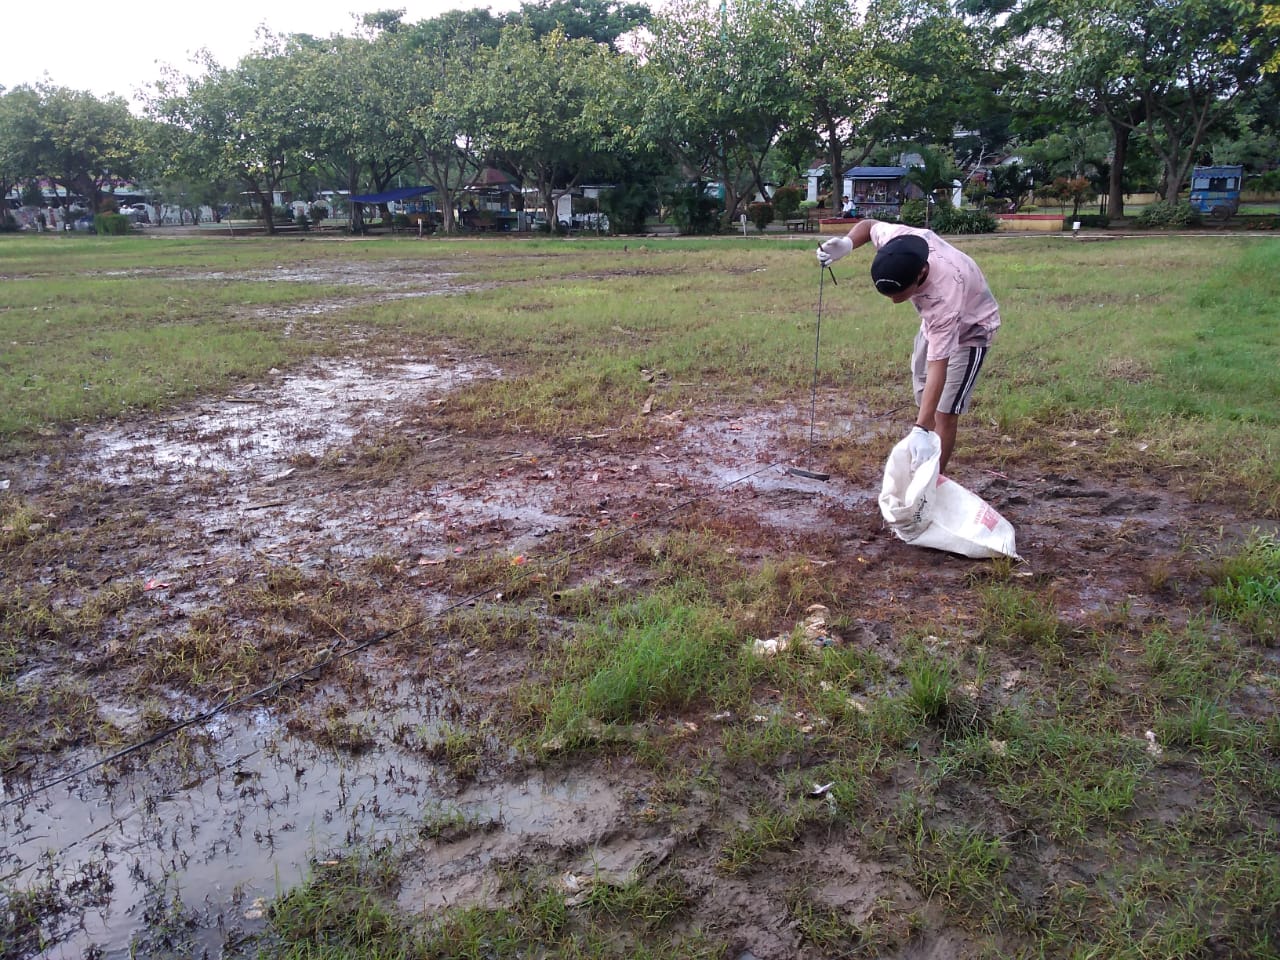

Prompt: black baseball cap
[{"left": 871, "top": 235, "right": 929, "bottom": 296}]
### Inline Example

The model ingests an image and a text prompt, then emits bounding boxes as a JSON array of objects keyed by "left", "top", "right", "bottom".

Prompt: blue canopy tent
[{"left": 347, "top": 185, "right": 438, "bottom": 233}]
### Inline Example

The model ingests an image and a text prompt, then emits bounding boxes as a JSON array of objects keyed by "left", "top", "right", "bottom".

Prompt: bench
[{"left": 784, "top": 218, "right": 816, "bottom": 233}]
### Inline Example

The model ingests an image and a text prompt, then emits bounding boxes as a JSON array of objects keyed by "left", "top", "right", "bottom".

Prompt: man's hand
[
  {"left": 816, "top": 236, "right": 853, "bottom": 268},
  {"left": 907, "top": 425, "right": 936, "bottom": 471}
]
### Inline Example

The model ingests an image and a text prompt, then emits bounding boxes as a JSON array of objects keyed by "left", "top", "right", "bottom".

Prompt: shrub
[
  {"left": 93, "top": 213, "right": 132, "bottom": 235},
  {"left": 900, "top": 198, "right": 928, "bottom": 226},
  {"left": 600, "top": 183, "right": 650, "bottom": 234},
  {"left": 897, "top": 201, "right": 995, "bottom": 234},
  {"left": 1062, "top": 214, "right": 1110, "bottom": 230},
  {"left": 748, "top": 202, "right": 774, "bottom": 232},
  {"left": 1134, "top": 200, "right": 1201, "bottom": 229},
  {"left": 667, "top": 185, "right": 723, "bottom": 235},
  {"left": 771, "top": 185, "right": 803, "bottom": 220},
  {"left": 934, "top": 207, "right": 998, "bottom": 234}
]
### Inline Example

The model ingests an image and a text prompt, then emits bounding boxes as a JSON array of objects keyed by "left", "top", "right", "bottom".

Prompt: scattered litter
[
  {"left": 989, "top": 739, "right": 1008, "bottom": 757},
  {"left": 751, "top": 715, "right": 770, "bottom": 723},
  {"left": 751, "top": 636, "right": 790, "bottom": 657},
  {"left": 750, "top": 604, "right": 839, "bottom": 657},
  {"left": 0, "top": 479, "right": 9, "bottom": 490},
  {"left": 641, "top": 395, "right": 655, "bottom": 415},
  {"left": 143, "top": 578, "right": 170, "bottom": 591},
  {"left": 807, "top": 782, "right": 835, "bottom": 798},
  {"left": 710, "top": 711, "right": 733, "bottom": 722},
  {"left": 562, "top": 872, "right": 594, "bottom": 906},
  {"left": 243, "top": 897, "right": 267, "bottom": 920},
  {"left": 1144, "top": 730, "right": 1163, "bottom": 758}
]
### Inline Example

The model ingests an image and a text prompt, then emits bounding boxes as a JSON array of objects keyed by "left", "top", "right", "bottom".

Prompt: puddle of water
[
  {"left": 676, "top": 408, "right": 882, "bottom": 527},
  {"left": 87, "top": 360, "right": 495, "bottom": 485},
  {"left": 1, "top": 672, "right": 617, "bottom": 959}
]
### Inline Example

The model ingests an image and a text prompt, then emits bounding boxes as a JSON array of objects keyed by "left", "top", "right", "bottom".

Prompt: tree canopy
[{"left": 4, "top": 0, "right": 1277, "bottom": 233}]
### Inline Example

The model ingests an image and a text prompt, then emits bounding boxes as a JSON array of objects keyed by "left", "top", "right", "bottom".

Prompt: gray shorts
[{"left": 912, "top": 330, "right": 990, "bottom": 415}]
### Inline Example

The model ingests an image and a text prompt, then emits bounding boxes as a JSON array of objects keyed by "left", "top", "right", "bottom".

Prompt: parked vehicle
[{"left": 1189, "top": 165, "right": 1242, "bottom": 219}]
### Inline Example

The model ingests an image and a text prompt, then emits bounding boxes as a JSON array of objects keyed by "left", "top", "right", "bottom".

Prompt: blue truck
[{"left": 1188, "top": 165, "right": 1243, "bottom": 219}]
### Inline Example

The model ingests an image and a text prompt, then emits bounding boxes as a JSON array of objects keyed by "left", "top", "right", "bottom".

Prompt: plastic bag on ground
[{"left": 877, "top": 432, "right": 1019, "bottom": 560}]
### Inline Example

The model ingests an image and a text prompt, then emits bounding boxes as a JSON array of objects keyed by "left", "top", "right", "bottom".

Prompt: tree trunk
[
  {"left": 347, "top": 160, "right": 365, "bottom": 234},
  {"left": 252, "top": 186, "right": 275, "bottom": 234},
  {"left": 1107, "top": 120, "right": 1129, "bottom": 219}
]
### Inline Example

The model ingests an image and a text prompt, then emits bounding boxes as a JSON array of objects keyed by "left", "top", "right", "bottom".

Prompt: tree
[
  {"left": 793, "top": 0, "right": 986, "bottom": 212},
  {"left": 8, "top": 84, "right": 140, "bottom": 214},
  {"left": 986, "top": 161, "right": 1032, "bottom": 211},
  {"left": 406, "top": 7, "right": 507, "bottom": 52},
  {"left": 287, "top": 31, "right": 418, "bottom": 233},
  {"left": 904, "top": 145, "right": 962, "bottom": 226},
  {"left": 152, "top": 43, "right": 319, "bottom": 234},
  {"left": 0, "top": 87, "right": 42, "bottom": 220},
  {"left": 513, "top": 0, "right": 653, "bottom": 48},
  {"left": 990, "top": 0, "right": 1275, "bottom": 216},
  {"left": 470, "top": 25, "right": 631, "bottom": 233},
  {"left": 638, "top": 0, "right": 806, "bottom": 228},
  {"left": 393, "top": 22, "right": 491, "bottom": 234}
]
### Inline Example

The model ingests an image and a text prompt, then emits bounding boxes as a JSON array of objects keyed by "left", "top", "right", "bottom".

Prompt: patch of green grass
[
  {"left": 438, "top": 604, "right": 545, "bottom": 652},
  {"left": 785, "top": 887, "right": 913, "bottom": 958},
  {"left": 720, "top": 714, "right": 807, "bottom": 767},
  {"left": 264, "top": 848, "right": 415, "bottom": 957},
  {"left": 577, "top": 874, "right": 692, "bottom": 931},
  {"left": 906, "top": 819, "right": 1021, "bottom": 928},
  {"left": 945, "top": 710, "right": 1151, "bottom": 844},
  {"left": 417, "top": 803, "right": 498, "bottom": 843},
  {"left": 1207, "top": 531, "right": 1280, "bottom": 641},
  {"left": 975, "top": 582, "right": 1063, "bottom": 647},
  {"left": 423, "top": 720, "right": 490, "bottom": 779},
  {"left": 1140, "top": 620, "right": 1248, "bottom": 701},
  {"left": 718, "top": 805, "right": 804, "bottom": 874},
  {"left": 539, "top": 590, "right": 740, "bottom": 748}
]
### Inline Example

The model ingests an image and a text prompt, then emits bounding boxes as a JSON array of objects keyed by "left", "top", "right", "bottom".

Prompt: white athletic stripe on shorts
[
  {"left": 912, "top": 332, "right": 990, "bottom": 415},
  {"left": 946, "top": 345, "right": 988, "bottom": 415}
]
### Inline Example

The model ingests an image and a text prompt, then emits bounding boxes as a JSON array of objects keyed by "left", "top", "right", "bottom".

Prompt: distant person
[
  {"left": 840, "top": 195, "right": 858, "bottom": 218},
  {"left": 816, "top": 218, "right": 1000, "bottom": 474}
]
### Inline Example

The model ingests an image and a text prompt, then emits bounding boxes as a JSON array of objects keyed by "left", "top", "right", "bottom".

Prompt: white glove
[
  {"left": 907, "top": 426, "right": 936, "bottom": 471},
  {"left": 816, "top": 236, "right": 852, "bottom": 268}
]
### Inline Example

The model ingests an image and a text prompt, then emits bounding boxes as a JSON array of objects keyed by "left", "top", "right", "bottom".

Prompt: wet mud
[{"left": 1, "top": 345, "right": 1268, "bottom": 958}]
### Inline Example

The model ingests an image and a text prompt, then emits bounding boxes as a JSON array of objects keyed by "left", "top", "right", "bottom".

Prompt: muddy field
[{"left": 2, "top": 250, "right": 1277, "bottom": 959}]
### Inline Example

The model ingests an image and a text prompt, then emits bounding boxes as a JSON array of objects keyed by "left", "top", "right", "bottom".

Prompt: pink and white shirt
[{"left": 869, "top": 222, "right": 1001, "bottom": 361}]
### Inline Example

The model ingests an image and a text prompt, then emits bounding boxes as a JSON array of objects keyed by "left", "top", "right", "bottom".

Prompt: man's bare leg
[{"left": 935, "top": 411, "right": 959, "bottom": 474}]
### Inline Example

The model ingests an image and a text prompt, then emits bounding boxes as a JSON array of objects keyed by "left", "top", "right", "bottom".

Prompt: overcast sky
[{"left": 1, "top": 0, "right": 524, "bottom": 110}]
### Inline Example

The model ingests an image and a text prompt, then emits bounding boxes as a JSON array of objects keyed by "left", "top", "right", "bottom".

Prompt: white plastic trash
[{"left": 878, "top": 432, "right": 1019, "bottom": 560}]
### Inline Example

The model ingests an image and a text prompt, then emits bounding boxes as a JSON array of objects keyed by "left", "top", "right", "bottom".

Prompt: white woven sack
[{"left": 878, "top": 433, "right": 1019, "bottom": 560}]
